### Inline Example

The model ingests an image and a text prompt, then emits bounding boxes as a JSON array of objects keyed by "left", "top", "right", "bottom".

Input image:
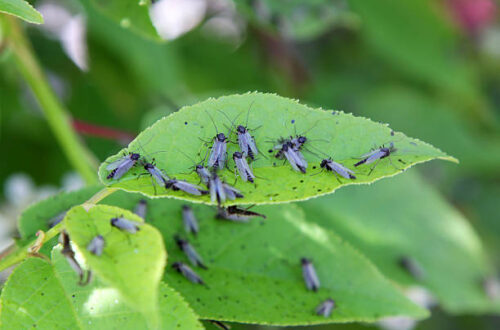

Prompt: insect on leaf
[
  {"left": 301, "top": 171, "right": 500, "bottom": 314},
  {"left": 98, "top": 93, "right": 456, "bottom": 205},
  {"left": 64, "top": 204, "right": 166, "bottom": 328},
  {"left": 0, "top": 246, "right": 202, "bottom": 329},
  {"left": 99, "top": 192, "right": 428, "bottom": 325}
]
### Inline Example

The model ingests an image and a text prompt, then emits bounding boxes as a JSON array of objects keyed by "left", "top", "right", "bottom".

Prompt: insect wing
[
  {"left": 111, "top": 217, "right": 140, "bottom": 234},
  {"left": 182, "top": 206, "right": 199, "bottom": 235},
  {"left": 106, "top": 157, "right": 127, "bottom": 171},
  {"left": 235, "top": 158, "right": 249, "bottom": 182},
  {"left": 87, "top": 235, "right": 105, "bottom": 256},
  {"left": 316, "top": 299, "right": 335, "bottom": 317},
  {"left": 112, "top": 158, "right": 136, "bottom": 180},
  {"left": 328, "top": 161, "right": 355, "bottom": 179},
  {"left": 184, "top": 243, "right": 206, "bottom": 268},
  {"left": 302, "top": 260, "right": 320, "bottom": 291},
  {"left": 174, "top": 181, "right": 206, "bottom": 196}
]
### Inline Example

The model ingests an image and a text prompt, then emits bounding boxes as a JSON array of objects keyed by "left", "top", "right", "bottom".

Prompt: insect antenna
[{"left": 205, "top": 110, "right": 220, "bottom": 135}]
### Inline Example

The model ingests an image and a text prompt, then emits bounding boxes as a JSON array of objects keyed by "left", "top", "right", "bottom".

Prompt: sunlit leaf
[
  {"left": 64, "top": 205, "right": 166, "bottom": 327},
  {"left": 98, "top": 93, "right": 456, "bottom": 205},
  {"left": 0, "top": 246, "right": 202, "bottom": 329},
  {"left": 100, "top": 191, "right": 428, "bottom": 325},
  {"left": 301, "top": 171, "right": 500, "bottom": 314}
]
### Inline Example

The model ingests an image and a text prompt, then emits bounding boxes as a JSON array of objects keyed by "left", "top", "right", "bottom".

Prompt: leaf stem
[
  {"left": 0, "top": 16, "right": 99, "bottom": 184},
  {"left": 82, "top": 187, "right": 118, "bottom": 210}
]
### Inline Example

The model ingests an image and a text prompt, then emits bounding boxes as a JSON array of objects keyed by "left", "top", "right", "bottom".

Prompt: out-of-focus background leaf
[{"left": 1, "top": 0, "right": 499, "bottom": 328}]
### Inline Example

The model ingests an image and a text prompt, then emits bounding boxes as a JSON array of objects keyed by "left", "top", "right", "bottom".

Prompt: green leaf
[
  {"left": 83, "top": 0, "right": 161, "bottom": 41},
  {"left": 0, "top": 247, "right": 202, "bottom": 329},
  {"left": 0, "top": 0, "right": 43, "bottom": 24},
  {"left": 99, "top": 92, "right": 456, "bottom": 205},
  {"left": 100, "top": 192, "right": 428, "bottom": 325},
  {"left": 64, "top": 205, "right": 167, "bottom": 327},
  {"left": 301, "top": 171, "right": 500, "bottom": 314}
]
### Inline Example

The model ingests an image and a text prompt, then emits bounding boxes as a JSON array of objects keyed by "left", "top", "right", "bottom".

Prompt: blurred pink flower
[{"left": 447, "top": 0, "right": 497, "bottom": 35}]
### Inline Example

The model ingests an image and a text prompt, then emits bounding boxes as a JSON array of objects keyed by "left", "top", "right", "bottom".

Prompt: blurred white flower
[
  {"left": 202, "top": 0, "right": 245, "bottom": 45},
  {"left": 150, "top": 0, "right": 207, "bottom": 40},
  {"left": 37, "top": 1, "right": 88, "bottom": 71},
  {"left": 377, "top": 286, "right": 436, "bottom": 330}
]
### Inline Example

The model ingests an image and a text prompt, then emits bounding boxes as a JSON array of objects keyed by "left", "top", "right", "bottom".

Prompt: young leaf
[
  {"left": 0, "top": 246, "right": 202, "bottom": 329},
  {"left": 0, "top": 0, "right": 43, "bottom": 24},
  {"left": 301, "top": 171, "right": 500, "bottom": 314},
  {"left": 99, "top": 93, "right": 456, "bottom": 205},
  {"left": 85, "top": 0, "right": 161, "bottom": 41},
  {"left": 64, "top": 205, "right": 167, "bottom": 327},
  {"left": 99, "top": 192, "right": 428, "bottom": 325}
]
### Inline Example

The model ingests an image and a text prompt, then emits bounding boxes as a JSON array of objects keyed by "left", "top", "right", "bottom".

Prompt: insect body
[
  {"left": 182, "top": 205, "right": 199, "bottom": 236},
  {"left": 282, "top": 142, "right": 307, "bottom": 173},
  {"left": 354, "top": 143, "right": 397, "bottom": 174},
  {"left": 143, "top": 162, "right": 170, "bottom": 187},
  {"left": 320, "top": 159, "right": 356, "bottom": 181},
  {"left": 209, "top": 320, "right": 231, "bottom": 330},
  {"left": 216, "top": 206, "right": 266, "bottom": 222},
  {"left": 207, "top": 133, "right": 228, "bottom": 170},
  {"left": 196, "top": 165, "right": 211, "bottom": 186},
  {"left": 301, "top": 258, "right": 320, "bottom": 291},
  {"left": 237, "top": 125, "right": 259, "bottom": 160},
  {"left": 398, "top": 256, "right": 424, "bottom": 280},
  {"left": 165, "top": 179, "right": 209, "bottom": 196},
  {"left": 87, "top": 235, "right": 105, "bottom": 256},
  {"left": 60, "top": 231, "right": 91, "bottom": 285},
  {"left": 48, "top": 210, "right": 67, "bottom": 228},
  {"left": 233, "top": 152, "right": 255, "bottom": 183},
  {"left": 175, "top": 236, "right": 207, "bottom": 269},
  {"left": 316, "top": 298, "right": 335, "bottom": 317},
  {"left": 172, "top": 262, "right": 205, "bottom": 285},
  {"left": 106, "top": 153, "right": 140, "bottom": 180},
  {"left": 209, "top": 172, "right": 243, "bottom": 204},
  {"left": 110, "top": 217, "right": 141, "bottom": 234},
  {"left": 134, "top": 199, "right": 147, "bottom": 219}
]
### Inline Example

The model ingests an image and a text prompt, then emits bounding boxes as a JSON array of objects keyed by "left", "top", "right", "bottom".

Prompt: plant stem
[
  {"left": 0, "top": 222, "right": 64, "bottom": 272},
  {"left": 82, "top": 187, "right": 118, "bottom": 211},
  {"left": 0, "top": 16, "right": 99, "bottom": 184}
]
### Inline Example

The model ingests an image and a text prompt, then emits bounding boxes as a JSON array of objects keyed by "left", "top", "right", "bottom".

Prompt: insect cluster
[
  {"left": 105, "top": 106, "right": 403, "bottom": 206},
  {"left": 62, "top": 106, "right": 407, "bottom": 320}
]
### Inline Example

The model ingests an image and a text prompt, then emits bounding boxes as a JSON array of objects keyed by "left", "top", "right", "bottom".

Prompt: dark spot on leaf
[
  {"left": 317, "top": 189, "right": 322, "bottom": 192},
  {"left": 312, "top": 166, "right": 316, "bottom": 169},
  {"left": 291, "top": 119, "right": 295, "bottom": 124},
  {"left": 40, "top": 292, "right": 44, "bottom": 296},
  {"left": 268, "top": 149, "right": 273, "bottom": 153},
  {"left": 300, "top": 180, "right": 304, "bottom": 183},
  {"left": 292, "top": 186, "right": 297, "bottom": 190},
  {"left": 240, "top": 244, "right": 246, "bottom": 250},
  {"left": 72, "top": 294, "right": 75, "bottom": 298},
  {"left": 164, "top": 294, "right": 168, "bottom": 298},
  {"left": 196, "top": 298, "right": 201, "bottom": 302},
  {"left": 185, "top": 122, "right": 188, "bottom": 125},
  {"left": 32, "top": 325, "right": 36, "bottom": 328}
]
